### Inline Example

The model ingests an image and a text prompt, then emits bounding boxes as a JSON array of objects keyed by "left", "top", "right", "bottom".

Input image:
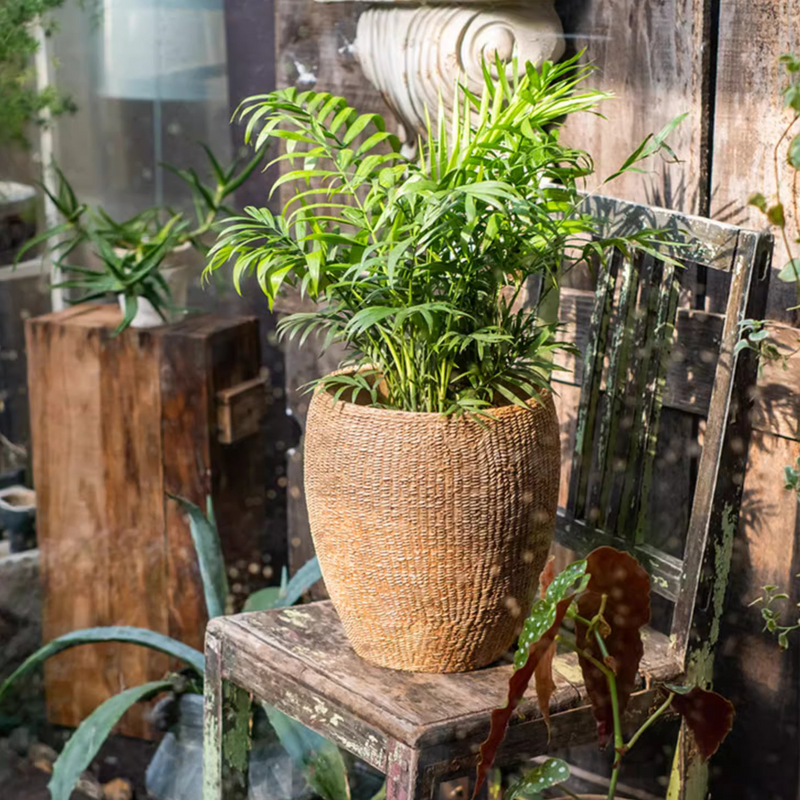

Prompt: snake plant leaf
[
  {"left": 49, "top": 680, "right": 174, "bottom": 800},
  {"left": 169, "top": 493, "right": 229, "bottom": 619},
  {"left": 506, "top": 758, "right": 571, "bottom": 800},
  {"left": 670, "top": 686, "right": 735, "bottom": 761},
  {"left": 576, "top": 547, "right": 651, "bottom": 747},
  {"left": 264, "top": 706, "right": 351, "bottom": 800},
  {"left": 0, "top": 627, "right": 204, "bottom": 706}
]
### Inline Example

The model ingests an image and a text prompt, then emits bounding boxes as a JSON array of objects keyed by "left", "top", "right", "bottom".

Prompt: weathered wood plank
[
  {"left": 558, "top": 0, "right": 712, "bottom": 218},
  {"left": 26, "top": 305, "right": 269, "bottom": 735},
  {"left": 555, "top": 515, "right": 683, "bottom": 603},
  {"left": 25, "top": 312, "right": 116, "bottom": 729},
  {"left": 567, "top": 259, "right": 617, "bottom": 520},
  {"left": 710, "top": 0, "right": 800, "bottom": 322},
  {"left": 557, "top": 289, "right": 725, "bottom": 418},
  {"left": 204, "top": 630, "right": 250, "bottom": 800},
  {"left": 751, "top": 325, "right": 800, "bottom": 439},
  {"left": 713, "top": 431, "right": 800, "bottom": 799},
  {"left": 212, "top": 602, "right": 677, "bottom": 754},
  {"left": 100, "top": 328, "right": 169, "bottom": 737}
]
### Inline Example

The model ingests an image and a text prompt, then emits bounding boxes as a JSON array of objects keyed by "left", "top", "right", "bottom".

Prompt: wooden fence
[{"left": 272, "top": 1, "right": 800, "bottom": 796}]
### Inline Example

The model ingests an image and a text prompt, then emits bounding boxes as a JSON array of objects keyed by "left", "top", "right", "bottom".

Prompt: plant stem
[
  {"left": 773, "top": 113, "right": 800, "bottom": 299},
  {"left": 592, "top": 631, "right": 623, "bottom": 800},
  {"left": 624, "top": 693, "right": 674, "bottom": 752}
]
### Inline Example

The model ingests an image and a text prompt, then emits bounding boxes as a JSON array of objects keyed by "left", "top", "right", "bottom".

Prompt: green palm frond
[{"left": 208, "top": 52, "right": 684, "bottom": 416}]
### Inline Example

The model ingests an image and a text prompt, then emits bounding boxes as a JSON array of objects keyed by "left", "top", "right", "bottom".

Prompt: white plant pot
[{"left": 117, "top": 260, "right": 193, "bottom": 329}]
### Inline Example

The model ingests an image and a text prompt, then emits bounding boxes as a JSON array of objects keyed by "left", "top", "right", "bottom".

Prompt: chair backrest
[{"left": 551, "top": 195, "right": 772, "bottom": 666}]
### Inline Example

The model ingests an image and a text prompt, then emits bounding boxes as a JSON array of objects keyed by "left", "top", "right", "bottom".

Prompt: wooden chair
[{"left": 202, "top": 197, "right": 772, "bottom": 800}]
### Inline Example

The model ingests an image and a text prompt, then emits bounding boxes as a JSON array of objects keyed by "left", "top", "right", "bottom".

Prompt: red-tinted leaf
[
  {"left": 671, "top": 687, "right": 735, "bottom": 761},
  {"left": 576, "top": 547, "right": 651, "bottom": 746},
  {"left": 534, "top": 639, "right": 557, "bottom": 737},
  {"left": 539, "top": 556, "right": 556, "bottom": 597},
  {"left": 533, "top": 557, "right": 558, "bottom": 737},
  {"left": 473, "top": 595, "right": 574, "bottom": 799}
]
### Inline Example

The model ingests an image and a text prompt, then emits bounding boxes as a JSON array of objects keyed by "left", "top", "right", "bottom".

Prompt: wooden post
[{"left": 26, "top": 304, "right": 269, "bottom": 737}]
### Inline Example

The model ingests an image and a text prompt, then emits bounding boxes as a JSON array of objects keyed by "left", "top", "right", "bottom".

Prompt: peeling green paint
[
  {"left": 667, "top": 502, "right": 738, "bottom": 798},
  {"left": 223, "top": 683, "right": 251, "bottom": 778}
]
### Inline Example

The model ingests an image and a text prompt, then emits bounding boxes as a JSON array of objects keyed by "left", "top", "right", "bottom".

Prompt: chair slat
[
  {"left": 589, "top": 253, "right": 640, "bottom": 529},
  {"left": 634, "top": 262, "right": 682, "bottom": 544},
  {"left": 567, "top": 256, "right": 618, "bottom": 520},
  {"left": 555, "top": 514, "right": 683, "bottom": 601},
  {"left": 615, "top": 258, "right": 665, "bottom": 537}
]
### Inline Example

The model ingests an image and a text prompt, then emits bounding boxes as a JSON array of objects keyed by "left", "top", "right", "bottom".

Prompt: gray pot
[
  {"left": 0, "top": 486, "right": 36, "bottom": 553},
  {"left": 0, "top": 182, "right": 37, "bottom": 264},
  {"left": 146, "top": 694, "right": 310, "bottom": 800}
]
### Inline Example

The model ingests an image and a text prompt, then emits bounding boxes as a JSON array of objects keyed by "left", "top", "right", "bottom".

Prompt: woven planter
[{"left": 304, "top": 380, "right": 561, "bottom": 673}]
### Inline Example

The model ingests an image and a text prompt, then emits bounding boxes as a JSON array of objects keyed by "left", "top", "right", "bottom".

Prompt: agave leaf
[
  {"left": 169, "top": 494, "right": 229, "bottom": 619},
  {"left": 243, "top": 587, "right": 284, "bottom": 612},
  {"left": 274, "top": 556, "right": 322, "bottom": 608},
  {"left": 265, "top": 706, "right": 351, "bottom": 800},
  {"left": 49, "top": 680, "right": 174, "bottom": 800},
  {"left": 0, "top": 627, "right": 204, "bottom": 706}
]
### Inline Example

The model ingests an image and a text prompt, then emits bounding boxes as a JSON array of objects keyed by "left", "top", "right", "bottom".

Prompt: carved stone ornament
[{"left": 315, "top": 0, "right": 565, "bottom": 144}]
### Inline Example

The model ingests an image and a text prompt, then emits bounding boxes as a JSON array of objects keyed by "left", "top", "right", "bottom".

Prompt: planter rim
[
  {"left": 0, "top": 485, "right": 36, "bottom": 511},
  {"left": 316, "top": 367, "right": 552, "bottom": 422},
  {"left": 0, "top": 181, "right": 36, "bottom": 207}
]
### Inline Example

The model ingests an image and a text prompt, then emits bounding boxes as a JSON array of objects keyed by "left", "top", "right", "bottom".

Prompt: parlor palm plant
[
  {"left": 207, "top": 53, "right": 684, "bottom": 675},
  {"left": 207, "top": 53, "right": 680, "bottom": 416}
]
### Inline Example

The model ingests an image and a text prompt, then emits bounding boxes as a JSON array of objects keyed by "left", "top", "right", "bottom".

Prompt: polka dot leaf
[{"left": 506, "top": 758, "right": 571, "bottom": 800}]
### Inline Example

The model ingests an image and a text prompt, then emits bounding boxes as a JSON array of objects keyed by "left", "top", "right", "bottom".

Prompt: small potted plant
[
  {"left": 16, "top": 144, "right": 266, "bottom": 332},
  {"left": 208, "top": 54, "right": 682, "bottom": 673}
]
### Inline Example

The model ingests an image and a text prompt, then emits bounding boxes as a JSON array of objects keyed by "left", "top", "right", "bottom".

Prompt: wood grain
[
  {"left": 214, "top": 601, "right": 678, "bottom": 753},
  {"left": 25, "top": 307, "right": 115, "bottom": 729},
  {"left": 713, "top": 431, "right": 800, "bottom": 800},
  {"left": 100, "top": 328, "right": 169, "bottom": 737},
  {"left": 710, "top": 0, "right": 800, "bottom": 322},
  {"left": 26, "top": 305, "right": 269, "bottom": 736},
  {"left": 558, "top": 0, "right": 712, "bottom": 215}
]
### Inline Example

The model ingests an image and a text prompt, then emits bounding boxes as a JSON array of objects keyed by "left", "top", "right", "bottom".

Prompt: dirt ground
[{"left": 1, "top": 729, "right": 158, "bottom": 800}]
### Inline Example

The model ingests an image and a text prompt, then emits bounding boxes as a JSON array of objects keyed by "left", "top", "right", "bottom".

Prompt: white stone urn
[{"left": 315, "top": 0, "right": 565, "bottom": 146}]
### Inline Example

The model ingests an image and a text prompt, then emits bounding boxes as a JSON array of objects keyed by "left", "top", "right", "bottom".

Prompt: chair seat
[{"left": 209, "top": 600, "right": 681, "bottom": 767}]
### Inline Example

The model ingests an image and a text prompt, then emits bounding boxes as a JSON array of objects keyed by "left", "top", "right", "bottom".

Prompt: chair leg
[
  {"left": 204, "top": 631, "right": 251, "bottom": 800},
  {"left": 666, "top": 723, "right": 709, "bottom": 800},
  {"left": 385, "top": 740, "right": 437, "bottom": 800}
]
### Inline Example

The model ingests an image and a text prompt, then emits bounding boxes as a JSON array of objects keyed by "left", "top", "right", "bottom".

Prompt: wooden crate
[{"left": 25, "top": 304, "right": 268, "bottom": 737}]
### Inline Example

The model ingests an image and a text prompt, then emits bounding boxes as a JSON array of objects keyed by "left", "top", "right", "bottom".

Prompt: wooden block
[
  {"left": 216, "top": 376, "right": 267, "bottom": 444},
  {"left": 25, "top": 304, "right": 269, "bottom": 736}
]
